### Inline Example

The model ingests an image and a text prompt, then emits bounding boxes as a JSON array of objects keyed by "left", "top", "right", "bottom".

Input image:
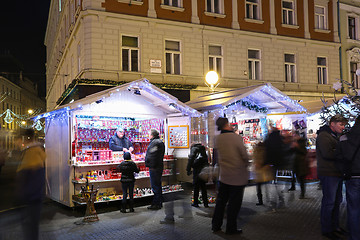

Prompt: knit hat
[
  {"left": 216, "top": 117, "right": 229, "bottom": 131},
  {"left": 123, "top": 152, "right": 131, "bottom": 160}
]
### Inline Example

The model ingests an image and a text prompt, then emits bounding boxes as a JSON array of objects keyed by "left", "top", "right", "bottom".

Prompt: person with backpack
[{"left": 187, "top": 143, "right": 209, "bottom": 208}]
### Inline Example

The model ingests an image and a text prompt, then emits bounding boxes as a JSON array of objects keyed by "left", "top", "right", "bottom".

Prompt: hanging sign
[{"left": 168, "top": 125, "right": 189, "bottom": 148}]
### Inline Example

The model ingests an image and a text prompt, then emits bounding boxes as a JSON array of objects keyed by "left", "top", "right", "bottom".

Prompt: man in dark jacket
[
  {"left": 336, "top": 115, "right": 360, "bottom": 240},
  {"left": 186, "top": 143, "right": 209, "bottom": 207},
  {"left": 109, "top": 127, "right": 134, "bottom": 152},
  {"left": 118, "top": 152, "right": 139, "bottom": 213},
  {"left": 145, "top": 129, "right": 165, "bottom": 210},
  {"left": 316, "top": 114, "right": 348, "bottom": 240}
]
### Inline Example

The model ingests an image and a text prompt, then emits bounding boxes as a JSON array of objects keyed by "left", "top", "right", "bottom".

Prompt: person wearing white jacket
[{"left": 211, "top": 117, "right": 250, "bottom": 235}]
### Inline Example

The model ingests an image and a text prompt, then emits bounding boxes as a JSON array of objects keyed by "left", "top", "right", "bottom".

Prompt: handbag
[{"left": 199, "top": 164, "right": 219, "bottom": 182}]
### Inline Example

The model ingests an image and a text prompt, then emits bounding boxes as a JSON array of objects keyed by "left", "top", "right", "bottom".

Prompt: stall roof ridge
[
  {"left": 186, "top": 83, "right": 306, "bottom": 113},
  {"left": 34, "top": 78, "right": 201, "bottom": 120}
]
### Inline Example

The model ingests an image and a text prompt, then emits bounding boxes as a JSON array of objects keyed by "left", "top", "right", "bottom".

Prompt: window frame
[
  {"left": 245, "top": 0, "right": 261, "bottom": 20},
  {"left": 348, "top": 16, "right": 358, "bottom": 40},
  {"left": 165, "top": 39, "right": 181, "bottom": 75},
  {"left": 206, "top": 0, "right": 223, "bottom": 14},
  {"left": 121, "top": 35, "right": 140, "bottom": 72},
  {"left": 282, "top": 0, "right": 296, "bottom": 25},
  {"left": 208, "top": 45, "right": 223, "bottom": 77},
  {"left": 163, "top": 0, "right": 182, "bottom": 7},
  {"left": 315, "top": 5, "right": 327, "bottom": 30},
  {"left": 350, "top": 61, "right": 360, "bottom": 89},
  {"left": 317, "top": 57, "right": 328, "bottom": 85},
  {"left": 248, "top": 49, "right": 261, "bottom": 80},
  {"left": 284, "top": 53, "right": 297, "bottom": 83}
]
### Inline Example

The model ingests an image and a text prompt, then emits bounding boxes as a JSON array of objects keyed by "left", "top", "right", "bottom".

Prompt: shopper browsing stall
[
  {"left": 117, "top": 152, "right": 139, "bottom": 213},
  {"left": 145, "top": 129, "right": 165, "bottom": 210},
  {"left": 109, "top": 127, "right": 134, "bottom": 152}
]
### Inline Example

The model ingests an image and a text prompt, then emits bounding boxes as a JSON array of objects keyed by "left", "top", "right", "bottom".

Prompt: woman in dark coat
[{"left": 186, "top": 143, "right": 209, "bottom": 207}]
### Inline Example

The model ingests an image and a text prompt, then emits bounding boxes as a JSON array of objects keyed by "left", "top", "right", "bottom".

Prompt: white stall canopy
[
  {"left": 186, "top": 83, "right": 306, "bottom": 114},
  {"left": 35, "top": 78, "right": 201, "bottom": 121}
]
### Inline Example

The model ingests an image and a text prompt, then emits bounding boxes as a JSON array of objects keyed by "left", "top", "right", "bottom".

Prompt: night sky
[{"left": 0, "top": 0, "right": 51, "bottom": 97}]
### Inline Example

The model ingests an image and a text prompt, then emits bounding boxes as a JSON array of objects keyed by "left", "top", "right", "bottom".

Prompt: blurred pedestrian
[
  {"left": 145, "top": 129, "right": 165, "bottom": 210},
  {"left": 264, "top": 126, "right": 286, "bottom": 210},
  {"left": 336, "top": 115, "right": 360, "bottom": 240},
  {"left": 0, "top": 136, "right": 7, "bottom": 175},
  {"left": 16, "top": 129, "right": 46, "bottom": 240},
  {"left": 317, "top": 114, "right": 348, "bottom": 240},
  {"left": 212, "top": 117, "right": 249, "bottom": 235},
  {"left": 117, "top": 151, "right": 139, "bottom": 213},
  {"left": 291, "top": 131, "right": 309, "bottom": 199},
  {"left": 253, "top": 141, "right": 274, "bottom": 206},
  {"left": 186, "top": 143, "right": 209, "bottom": 208}
]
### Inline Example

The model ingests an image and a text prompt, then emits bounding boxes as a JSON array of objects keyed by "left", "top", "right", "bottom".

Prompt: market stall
[
  {"left": 34, "top": 79, "right": 200, "bottom": 207},
  {"left": 187, "top": 83, "right": 306, "bottom": 179}
]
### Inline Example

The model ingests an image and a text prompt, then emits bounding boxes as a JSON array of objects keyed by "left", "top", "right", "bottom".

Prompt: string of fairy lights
[{"left": 0, "top": 92, "right": 44, "bottom": 131}]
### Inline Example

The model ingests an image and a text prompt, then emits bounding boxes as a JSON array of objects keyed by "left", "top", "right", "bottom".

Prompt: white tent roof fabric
[
  {"left": 186, "top": 83, "right": 306, "bottom": 113},
  {"left": 34, "top": 79, "right": 201, "bottom": 120}
]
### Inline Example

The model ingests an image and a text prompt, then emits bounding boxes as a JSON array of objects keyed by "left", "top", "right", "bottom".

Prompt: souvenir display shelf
[{"left": 71, "top": 115, "right": 180, "bottom": 205}]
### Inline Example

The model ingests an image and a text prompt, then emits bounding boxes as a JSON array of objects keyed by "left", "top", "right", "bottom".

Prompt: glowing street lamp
[
  {"left": 28, "top": 109, "right": 34, "bottom": 115},
  {"left": 205, "top": 71, "right": 220, "bottom": 92}
]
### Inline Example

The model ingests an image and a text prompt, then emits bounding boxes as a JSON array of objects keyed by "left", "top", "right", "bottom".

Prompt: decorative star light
[{"left": 333, "top": 81, "right": 342, "bottom": 91}]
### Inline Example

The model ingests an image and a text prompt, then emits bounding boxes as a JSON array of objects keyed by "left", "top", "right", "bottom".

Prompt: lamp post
[{"left": 205, "top": 71, "right": 219, "bottom": 92}]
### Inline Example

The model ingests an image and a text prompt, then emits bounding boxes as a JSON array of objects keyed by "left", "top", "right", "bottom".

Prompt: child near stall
[{"left": 117, "top": 152, "right": 139, "bottom": 213}]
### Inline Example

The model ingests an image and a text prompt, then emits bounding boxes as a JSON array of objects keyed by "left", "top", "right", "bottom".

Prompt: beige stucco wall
[{"left": 45, "top": 1, "right": 341, "bottom": 110}]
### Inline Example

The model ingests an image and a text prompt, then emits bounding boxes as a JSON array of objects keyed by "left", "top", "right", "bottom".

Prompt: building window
[
  {"left": 248, "top": 49, "right": 261, "bottom": 80},
  {"left": 284, "top": 53, "right": 296, "bottom": 82},
  {"left": 163, "top": 0, "right": 181, "bottom": 7},
  {"left": 206, "top": 0, "right": 222, "bottom": 14},
  {"left": 282, "top": 0, "right": 295, "bottom": 25},
  {"left": 165, "top": 40, "right": 181, "bottom": 75},
  {"left": 350, "top": 62, "right": 360, "bottom": 88},
  {"left": 317, "top": 57, "right": 327, "bottom": 84},
  {"left": 315, "top": 6, "right": 326, "bottom": 30},
  {"left": 209, "top": 45, "right": 222, "bottom": 76},
  {"left": 246, "top": 0, "right": 260, "bottom": 20},
  {"left": 349, "top": 17, "right": 357, "bottom": 40},
  {"left": 122, "top": 36, "right": 139, "bottom": 72}
]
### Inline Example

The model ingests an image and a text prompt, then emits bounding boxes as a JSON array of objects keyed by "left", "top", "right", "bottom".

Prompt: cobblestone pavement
[{"left": 0, "top": 180, "right": 348, "bottom": 240}]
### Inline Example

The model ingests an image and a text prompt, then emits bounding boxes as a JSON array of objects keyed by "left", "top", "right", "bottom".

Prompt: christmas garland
[
  {"left": 56, "top": 78, "right": 197, "bottom": 106},
  {"left": 225, "top": 99, "right": 268, "bottom": 113}
]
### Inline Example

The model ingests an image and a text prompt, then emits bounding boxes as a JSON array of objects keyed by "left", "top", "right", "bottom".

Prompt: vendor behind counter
[{"left": 109, "top": 127, "right": 134, "bottom": 152}]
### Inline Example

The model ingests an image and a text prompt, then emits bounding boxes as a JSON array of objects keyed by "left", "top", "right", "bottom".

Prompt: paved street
[{"left": 0, "top": 162, "right": 348, "bottom": 240}]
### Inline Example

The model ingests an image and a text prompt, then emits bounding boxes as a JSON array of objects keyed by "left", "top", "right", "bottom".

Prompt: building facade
[
  {"left": 45, "top": 0, "right": 341, "bottom": 110},
  {"left": 0, "top": 54, "right": 46, "bottom": 151},
  {"left": 339, "top": 0, "right": 360, "bottom": 89}
]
